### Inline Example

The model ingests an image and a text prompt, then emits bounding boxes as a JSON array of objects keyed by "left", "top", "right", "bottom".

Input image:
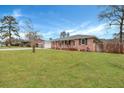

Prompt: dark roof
[{"left": 52, "top": 34, "right": 97, "bottom": 41}]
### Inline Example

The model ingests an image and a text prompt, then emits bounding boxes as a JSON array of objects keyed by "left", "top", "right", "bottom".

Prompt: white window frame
[{"left": 81, "top": 38, "right": 87, "bottom": 45}]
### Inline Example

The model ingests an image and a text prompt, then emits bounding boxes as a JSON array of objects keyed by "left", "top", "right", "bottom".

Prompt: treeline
[{"left": 0, "top": 16, "right": 42, "bottom": 53}]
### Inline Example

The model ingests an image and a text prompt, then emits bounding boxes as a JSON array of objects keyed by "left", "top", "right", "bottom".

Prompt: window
[
  {"left": 82, "top": 39, "right": 85, "bottom": 44},
  {"left": 80, "top": 38, "right": 87, "bottom": 45}
]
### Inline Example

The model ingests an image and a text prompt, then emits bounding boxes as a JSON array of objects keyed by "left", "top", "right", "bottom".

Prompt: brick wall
[{"left": 51, "top": 38, "right": 96, "bottom": 52}]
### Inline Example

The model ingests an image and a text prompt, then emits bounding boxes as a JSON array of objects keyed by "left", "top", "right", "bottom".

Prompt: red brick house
[{"left": 51, "top": 35, "right": 100, "bottom": 51}]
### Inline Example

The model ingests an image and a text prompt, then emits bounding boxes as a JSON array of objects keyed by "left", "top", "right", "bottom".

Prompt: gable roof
[{"left": 52, "top": 34, "right": 97, "bottom": 41}]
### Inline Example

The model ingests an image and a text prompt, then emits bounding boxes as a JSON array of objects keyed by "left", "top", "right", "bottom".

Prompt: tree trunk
[
  {"left": 32, "top": 44, "right": 35, "bottom": 53},
  {"left": 119, "top": 10, "right": 124, "bottom": 53},
  {"left": 32, "top": 40, "right": 36, "bottom": 53},
  {"left": 119, "top": 20, "right": 123, "bottom": 53},
  {"left": 9, "top": 35, "right": 12, "bottom": 47},
  {"left": 9, "top": 24, "right": 12, "bottom": 47}
]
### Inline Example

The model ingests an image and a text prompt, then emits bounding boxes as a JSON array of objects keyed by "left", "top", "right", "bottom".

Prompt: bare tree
[
  {"left": 26, "top": 31, "right": 40, "bottom": 53},
  {"left": 98, "top": 5, "right": 124, "bottom": 53},
  {"left": 60, "top": 31, "right": 69, "bottom": 38},
  {"left": 24, "top": 19, "right": 42, "bottom": 53}
]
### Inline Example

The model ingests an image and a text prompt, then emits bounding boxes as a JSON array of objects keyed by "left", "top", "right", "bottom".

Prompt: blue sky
[{"left": 0, "top": 5, "right": 118, "bottom": 40}]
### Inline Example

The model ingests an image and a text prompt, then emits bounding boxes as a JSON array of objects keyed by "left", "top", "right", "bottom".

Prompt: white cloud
[
  {"left": 79, "top": 21, "right": 91, "bottom": 28},
  {"left": 12, "top": 9, "right": 23, "bottom": 18},
  {"left": 1, "top": 9, "right": 24, "bottom": 18},
  {"left": 43, "top": 32, "right": 54, "bottom": 36},
  {"left": 41, "top": 21, "right": 111, "bottom": 40},
  {"left": 65, "top": 22, "right": 116, "bottom": 39},
  {"left": 19, "top": 20, "right": 116, "bottom": 40},
  {"left": 82, "top": 23, "right": 107, "bottom": 35},
  {"left": 66, "top": 21, "right": 91, "bottom": 33}
]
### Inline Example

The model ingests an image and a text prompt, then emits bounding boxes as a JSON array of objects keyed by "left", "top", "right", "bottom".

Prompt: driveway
[{"left": 0, "top": 48, "right": 42, "bottom": 51}]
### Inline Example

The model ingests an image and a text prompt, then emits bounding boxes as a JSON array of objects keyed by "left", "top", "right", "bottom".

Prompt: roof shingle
[{"left": 52, "top": 34, "right": 97, "bottom": 41}]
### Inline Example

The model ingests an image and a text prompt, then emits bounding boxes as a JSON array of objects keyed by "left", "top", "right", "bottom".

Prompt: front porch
[{"left": 53, "top": 40, "right": 78, "bottom": 50}]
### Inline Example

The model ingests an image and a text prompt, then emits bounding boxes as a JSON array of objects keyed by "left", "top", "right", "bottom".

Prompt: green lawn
[
  {"left": 0, "top": 46, "right": 28, "bottom": 48},
  {"left": 0, "top": 49, "right": 124, "bottom": 88}
]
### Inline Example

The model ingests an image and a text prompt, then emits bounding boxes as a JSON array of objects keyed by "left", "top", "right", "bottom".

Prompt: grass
[
  {"left": 0, "top": 46, "right": 28, "bottom": 49},
  {"left": 0, "top": 49, "right": 124, "bottom": 88}
]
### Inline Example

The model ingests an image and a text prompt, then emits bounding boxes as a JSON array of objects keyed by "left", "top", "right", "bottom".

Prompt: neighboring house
[
  {"left": 51, "top": 34, "right": 101, "bottom": 51},
  {"left": 44, "top": 40, "right": 51, "bottom": 48},
  {"left": 21, "top": 40, "right": 31, "bottom": 47},
  {"left": 21, "top": 39, "right": 45, "bottom": 47},
  {"left": 35, "top": 38, "right": 45, "bottom": 48},
  {"left": 0, "top": 37, "right": 47, "bottom": 48},
  {"left": 5, "top": 38, "right": 21, "bottom": 46}
]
